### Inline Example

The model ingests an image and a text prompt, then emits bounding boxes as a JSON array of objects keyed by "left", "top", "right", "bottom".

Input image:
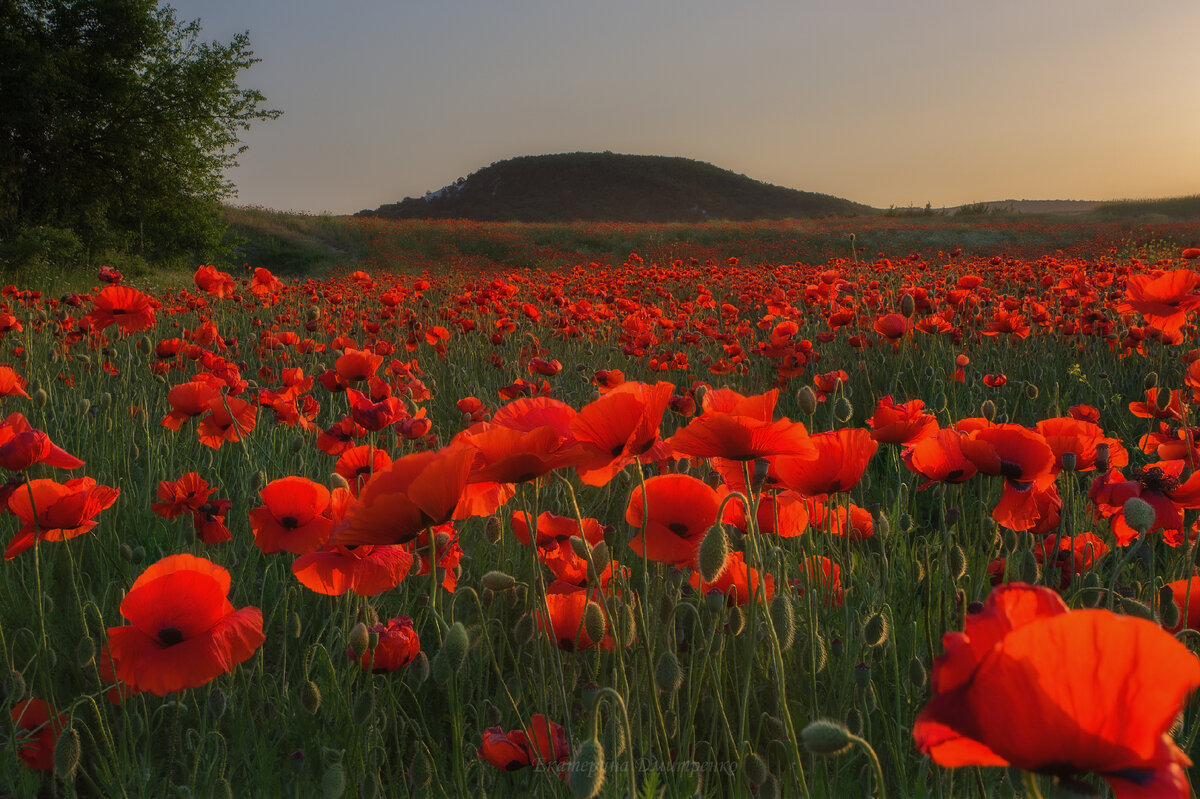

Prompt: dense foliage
[{"left": 0, "top": 0, "right": 279, "bottom": 273}]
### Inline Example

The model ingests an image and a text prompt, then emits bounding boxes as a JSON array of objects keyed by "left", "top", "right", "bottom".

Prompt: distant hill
[{"left": 357, "top": 152, "right": 873, "bottom": 222}]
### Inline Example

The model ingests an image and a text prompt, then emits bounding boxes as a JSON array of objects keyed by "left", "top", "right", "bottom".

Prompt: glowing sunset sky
[{"left": 169, "top": 0, "right": 1200, "bottom": 215}]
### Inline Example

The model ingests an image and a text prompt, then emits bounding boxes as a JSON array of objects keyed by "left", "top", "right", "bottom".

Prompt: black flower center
[
  {"left": 157, "top": 627, "right": 184, "bottom": 646},
  {"left": 280, "top": 515, "right": 300, "bottom": 530}
]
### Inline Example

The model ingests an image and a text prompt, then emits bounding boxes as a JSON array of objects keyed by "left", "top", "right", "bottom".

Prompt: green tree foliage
[{"left": 0, "top": 0, "right": 280, "bottom": 270}]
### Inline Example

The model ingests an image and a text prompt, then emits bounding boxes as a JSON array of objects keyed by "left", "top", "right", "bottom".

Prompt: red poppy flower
[
  {"left": 333, "top": 445, "right": 392, "bottom": 494},
  {"left": 87, "top": 285, "right": 157, "bottom": 333},
  {"left": 6, "top": 476, "right": 120, "bottom": 559},
  {"left": 536, "top": 581, "right": 609, "bottom": 651},
  {"left": 479, "top": 727, "right": 533, "bottom": 771},
  {"left": 689, "top": 551, "right": 775, "bottom": 606},
  {"left": 346, "top": 388, "right": 407, "bottom": 432},
  {"left": 914, "top": 583, "right": 1200, "bottom": 799},
  {"left": 459, "top": 424, "right": 582, "bottom": 484},
  {"left": 151, "top": 472, "right": 215, "bottom": 519},
  {"left": 409, "top": 525, "right": 464, "bottom": 592},
  {"left": 571, "top": 380, "right": 672, "bottom": 486},
  {"left": 959, "top": 424, "right": 1054, "bottom": 487},
  {"left": 162, "top": 378, "right": 223, "bottom": 431},
  {"left": 592, "top": 369, "right": 625, "bottom": 393},
  {"left": 11, "top": 698, "right": 65, "bottom": 771},
  {"left": 1119, "top": 269, "right": 1200, "bottom": 342},
  {"left": 1089, "top": 461, "right": 1200, "bottom": 546},
  {"left": 250, "top": 476, "right": 333, "bottom": 554},
  {"left": 0, "top": 413, "right": 84, "bottom": 471},
  {"left": 196, "top": 395, "right": 257, "bottom": 449},
  {"left": 774, "top": 428, "right": 878, "bottom": 497},
  {"left": 1034, "top": 417, "right": 1128, "bottom": 472},
  {"left": 627, "top": 473, "right": 720, "bottom": 568},
  {"left": 293, "top": 543, "right": 414, "bottom": 596},
  {"left": 808, "top": 501, "right": 875, "bottom": 539},
  {"left": 721, "top": 489, "right": 809, "bottom": 538},
  {"left": 873, "top": 312, "right": 908, "bottom": 342},
  {"left": 478, "top": 715, "right": 570, "bottom": 771},
  {"left": 332, "top": 445, "right": 474, "bottom": 546},
  {"left": 812, "top": 370, "right": 849, "bottom": 401},
  {"left": 867, "top": 396, "right": 938, "bottom": 445},
  {"left": 790, "top": 556, "right": 843, "bottom": 608},
  {"left": 667, "top": 394, "right": 817, "bottom": 461},
  {"left": 348, "top": 616, "right": 421, "bottom": 672},
  {"left": 105, "top": 554, "right": 264, "bottom": 695},
  {"left": 250, "top": 267, "right": 283, "bottom": 296},
  {"left": 1128, "top": 388, "right": 1183, "bottom": 421},
  {"left": 1035, "top": 531, "right": 1108, "bottom": 589},
  {"left": 0, "top": 365, "right": 29, "bottom": 398},
  {"left": 1164, "top": 577, "right": 1200, "bottom": 633}
]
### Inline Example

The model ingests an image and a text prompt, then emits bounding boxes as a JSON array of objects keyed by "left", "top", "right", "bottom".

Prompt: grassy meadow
[{"left": 3, "top": 212, "right": 1200, "bottom": 798}]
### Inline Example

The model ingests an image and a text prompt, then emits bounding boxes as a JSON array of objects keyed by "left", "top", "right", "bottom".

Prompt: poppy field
[{"left": 6, "top": 215, "right": 1200, "bottom": 798}]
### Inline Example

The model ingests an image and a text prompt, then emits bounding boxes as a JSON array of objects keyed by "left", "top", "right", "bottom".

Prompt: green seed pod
[
  {"left": 743, "top": 751, "right": 769, "bottom": 786},
  {"left": 290, "top": 435, "right": 306, "bottom": 454},
  {"left": 796, "top": 386, "right": 818, "bottom": 416},
  {"left": 726, "top": 604, "right": 745, "bottom": 636},
  {"left": 833, "top": 395, "right": 853, "bottom": 423},
  {"left": 352, "top": 689, "right": 375, "bottom": 725},
  {"left": 410, "top": 745, "right": 432, "bottom": 789},
  {"left": 584, "top": 601, "right": 607, "bottom": 644},
  {"left": 440, "top": 621, "right": 469, "bottom": 674},
  {"left": 845, "top": 707, "right": 864, "bottom": 736},
  {"left": 698, "top": 524, "right": 730, "bottom": 583},
  {"left": 321, "top": 762, "right": 346, "bottom": 799},
  {"left": 348, "top": 622, "right": 370, "bottom": 660},
  {"left": 514, "top": 614, "right": 537, "bottom": 646},
  {"left": 908, "top": 656, "right": 927, "bottom": 689},
  {"left": 948, "top": 544, "right": 968, "bottom": 582},
  {"left": 300, "top": 680, "right": 322, "bottom": 715},
  {"left": 655, "top": 650, "right": 683, "bottom": 694},
  {"left": 1121, "top": 597, "right": 1155, "bottom": 621},
  {"left": 853, "top": 662, "right": 872, "bottom": 690},
  {"left": 1123, "top": 497, "right": 1157, "bottom": 537},
  {"left": 1017, "top": 549, "right": 1040, "bottom": 584},
  {"left": 1060, "top": 451, "right": 1077, "bottom": 472},
  {"left": 132, "top": 545, "right": 145, "bottom": 563},
  {"left": 76, "top": 635, "right": 95, "bottom": 668},
  {"left": 862, "top": 611, "right": 890, "bottom": 648},
  {"left": 3, "top": 669, "right": 26, "bottom": 702},
  {"left": 54, "top": 727, "right": 81, "bottom": 781},
  {"left": 569, "top": 738, "right": 605, "bottom": 799},
  {"left": 1002, "top": 528, "right": 1019, "bottom": 553},
  {"left": 801, "top": 719, "right": 853, "bottom": 756},
  {"left": 207, "top": 686, "right": 227, "bottom": 719},
  {"left": 769, "top": 594, "right": 796, "bottom": 651},
  {"left": 288, "top": 611, "right": 302, "bottom": 639}
]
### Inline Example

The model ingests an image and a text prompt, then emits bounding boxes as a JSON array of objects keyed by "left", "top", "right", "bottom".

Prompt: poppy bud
[
  {"left": 1121, "top": 597, "right": 1155, "bottom": 621},
  {"left": 1060, "top": 451, "right": 1077, "bottom": 472},
  {"left": 769, "top": 594, "right": 796, "bottom": 651},
  {"left": 949, "top": 544, "right": 968, "bottom": 582},
  {"left": 352, "top": 689, "right": 375, "bottom": 725},
  {"left": 120, "top": 542, "right": 134, "bottom": 561},
  {"left": 33, "top": 388, "right": 47, "bottom": 406},
  {"left": 862, "top": 611, "right": 890, "bottom": 648},
  {"left": 854, "top": 662, "right": 873, "bottom": 690},
  {"left": 743, "top": 751, "right": 769, "bottom": 786},
  {"left": 321, "top": 763, "right": 345, "bottom": 799},
  {"left": 253, "top": 470, "right": 268, "bottom": 492},
  {"left": 360, "top": 773, "right": 381, "bottom": 799},
  {"left": 619, "top": 601, "right": 637, "bottom": 643},
  {"left": 583, "top": 601, "right": 607, "bottom": 644},
  {"left": 348, "top": 622, "right": 370, "bottom": 660},
  {"left": 845, "top": 707, "right": 864, "bottom": 736},
  {"left": 1157, "top": 388, "right": 1174, "bottom": 411},
  {"left": 726, "top": 604, "right": 745, "bottom": 636},
  {"left": 4, "top": 669, "right": 27, "bottom": 703},
  {"left": 899, "top": 293, "right": 916, "bottom": 317},
  {"left": 76, "top": 398, "right": 91, "bottom": 416},
  {"left": 513, "top": 613, "right": 536, "bottom": 646},
  {"left": 1161, "top": 592, "right": 1181, "bottom": 630},
  {"left": 410, "top": 745, "right": 432, "bottom": 789},
  {"left": 300, "top": 680, "right": 322, "bottom": 715},
  {"left": 698, "top": 524, "right": 730, "bottom": 583},
  {"left": 908, "top": 656, "right": 927, "bottom": 689},
  {"left": 833, "top": 396, "right": 853, "bottom": 423},
  {"left": 655, "top": 650, "right": 683, "bottom": 693},
  {"left": 288, "top": 611, "right": 302, "bottom": 639},
  {"left": 796, "top": 386, "right": 818, "bottom": 416},
  {"left": 215, "top": 778, "right": 234, "bottom": 799},
  {"left": 601, "top": 712, "right": 627, "bottom": 759},
  {"left": 1123, "top": 497, "right": 1156, "bottom": 537},
  {"left": 675, "top": 458, "right": 690, "bottom": 474},
  {"left": 760, "top": 712, "right": 788, "bottom": 741},
  {"left": 54, "top": 726, "right": 81, "bottom": 781},
  {"left": 802, "top": 719, "right": 853, "bottom": 756},
  {"left": 1017, "top": 550, "right": 1039, "bottom": 584},
  {"left": 980, "top": 399, "right": 996, "bottom": 421},
  {"left": 569, "top": 738, "right": 605, "bottom": 799},
  {"left": 485, "top": 515, "right": 502, "bottom": 544},
  {"left": 481, "top": 570, "right": 515, "bottom": 592},
  {"left": 1001, "top": 528, "right": 1019, "bottom": 553},
  {"left": 290, "top": 435, "right": 305, "bottom": 454},
  {"left": 330, "top": 472, "right": 351, "bottom": 492},
  {"left": 440, "top": 621, "right": 469, "bottom": 675},
  {"left": 76, "top": 635, "right": 95, "bottom": 668},
  {"left": 1144, "top": 371, "right": 1159, "bottom": 391},
  {"left": 407, "top": 651, "right": 430, "bottom": 687}
]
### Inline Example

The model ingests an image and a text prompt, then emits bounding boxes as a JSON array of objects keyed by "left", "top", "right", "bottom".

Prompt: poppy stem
[
  {"left": 847, "top": 732, "right": 887, "bottom": 799},
  {"left": 1021, "top": 770, "right": 1044, "bottom": 799}
]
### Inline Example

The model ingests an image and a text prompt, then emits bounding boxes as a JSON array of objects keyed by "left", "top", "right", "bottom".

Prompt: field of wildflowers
[{"left": 3, "top": 216, "right": 1200, "bottom": 798}]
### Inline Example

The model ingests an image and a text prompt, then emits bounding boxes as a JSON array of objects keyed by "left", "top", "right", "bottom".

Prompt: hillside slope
[{"left": 357, "top": 152, "right": 872, "bottom": 222}]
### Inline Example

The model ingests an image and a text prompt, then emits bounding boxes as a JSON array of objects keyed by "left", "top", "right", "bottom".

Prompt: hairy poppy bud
[
  {"left": 802, "top": 719, "right": 853, "bottom": 756},
  {"left": 796, "top": 386, "right": 818, "bottom": 416},
  {"left": 949, "top": 544, "right": 968, "bottom": 582},
  {"left": 75, "top": 398, "right": 90, "bottom": 416},
  {"left": 321, "top": 763, "right": 345, "bottom": 799},
  {"left": 1161, "top": 588, "right": 1181, "bottom": 629},
  {"left": 845, "top": 707, "right": 864, "bottom": 736},
  {"left": 569, "top": 738, "right": 605, "bottom": 799},
  {"left": 330, "top": 472, "right": 350, "bottom": 492},
  {"left": 655, "top": 650, "right": 683, "bottom": 693},
  {"left": 485, "top": 515, "right": 502, "bottom": 544},
  {"left": 899, "top": 293, "right": 916, "bottom": 317},
  {"left": 698, "top": 524, "right": 730, "bottom": 583},
  {"left": 440, "top": 621, "right": 469, "bottom": 674},
  {"left": 1157, "top": 387, "right": 1174, "bottom": 411},
  {"left": 810, "top": 633, "right": 828, "bottom": 673},
  {"left": 4, "top": 669, "right": 26, "bottom": 703},
  {"left": 76, "top": 635, "right": 95, "bottom": 668},
  {"left": 410, "top": 745, "right": 432, "bottom": 789},
  {"left": 584, "top": 601, "right": 607, "bottom": 644},
  {"left": 208, "top": 686, "right": 227, "bottom": 719},
  {"left": 348, "top": 622, "right": 370, "bottom": 660},
  {"left": 726, "top": 604, "right": 745, "bottom": 636},
  {"left": 481, "top": 570, "right": 515, "bottom": 592},
  {"left": 909, "top": 656, "right": 927, "bottom": 689},
  {"left": 1017, "top": 549, "right": 1039, "bottom": 584},
  {"left": 514, "top": 614, "right": 536, "bottom": 646},
  {"left": 215, "top": 778, "right": 234, "bottom": 799},
  {"left": 743, "top": 751, "right": 769, "bottom": 786},
  {"left": 980, "top": 399, "right": 996, "bottom": 421},
  {"left": 769, "top": 594, "right": 796, "bottom": 651},
  {"left": 833, "top": 396, "right": 853, "bottom": 423},
  {"left": 1121, "top": 597, "right": 1155, "bottom": 621},
  {"left": 32, "top": 388, "right": 47, "bottom": 407},
  {"left": 300, "top": 680, "right": 322, "bottom": 715},
  {"left": 288, "top": 611, "right": 302, "bottom": 639},
  {"left": 862, "top": 611, "right": 890, "bottom": 648},
  {"left": 1024, "top": 382, "right": 1039, "bottom": 400},
  {"left": 407, "top": 651, "right": 430, "bottom": 687},
  {"left": 54, "top": 726, "right": 81, "bottom": 781},
  {"left": 1123, "top": 497, "right": 1156, "bottom": 537}
]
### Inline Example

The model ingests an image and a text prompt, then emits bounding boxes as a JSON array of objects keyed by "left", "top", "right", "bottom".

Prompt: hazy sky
[{"left": 168, "top": 0, "right": 1200, "bottom": 215}]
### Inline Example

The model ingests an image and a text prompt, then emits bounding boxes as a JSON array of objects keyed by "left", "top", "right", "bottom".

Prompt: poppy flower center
[
  {"left": 157, "top": 626, "right": 184, "bottom": 646},
  {"left": 610, "top": 443, "right": 626, "bottom": 457},
  {"left": 280, "top": 515, "right": 300, "bottom": 530},
  {"left": 667, "top": 522, "right": 690, "bottom": 538},
  {"left": 1135, "top": 466, "right": 1178, "bottom": 495},
  {"left": 998, "top": 460, "right": 1024, "bottom": 482}
]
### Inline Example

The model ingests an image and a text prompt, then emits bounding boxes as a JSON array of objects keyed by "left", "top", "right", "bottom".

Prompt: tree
[{"left": 0, "top": 0, "right": 280, "bottom": 269}]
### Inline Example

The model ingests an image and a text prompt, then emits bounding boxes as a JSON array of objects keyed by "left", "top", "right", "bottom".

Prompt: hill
[{"left": 356, "top": 152, "right": 873, "bottom": 222}]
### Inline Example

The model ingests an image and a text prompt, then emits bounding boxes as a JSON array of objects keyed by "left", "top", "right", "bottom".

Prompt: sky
[{"left": 167, "top": 0, "right": 1200, "bottom": 215}]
